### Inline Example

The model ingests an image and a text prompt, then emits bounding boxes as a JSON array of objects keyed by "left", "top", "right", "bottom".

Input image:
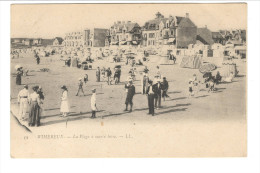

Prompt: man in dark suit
[
  {"left": 124, "top": 80, "right": 135, "bottom": 112},
  {"left": 153, "top": 79, "right": 162, "bottom": 109},
  {"left": 146, "top": 80, "right": 155, "bottom": 116}
]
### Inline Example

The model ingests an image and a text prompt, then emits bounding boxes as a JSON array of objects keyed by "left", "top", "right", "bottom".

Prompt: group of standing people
[
  {"left": 17, "top": 85, "right": 44, "bottom": 127},
  {"left": 96, "top": 66, "right": 121, "bottom": 85}
]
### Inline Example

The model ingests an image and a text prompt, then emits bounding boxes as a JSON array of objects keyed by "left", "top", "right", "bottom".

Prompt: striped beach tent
[{"left": 180, "top": 55, "right": 202, "bottom": 69}]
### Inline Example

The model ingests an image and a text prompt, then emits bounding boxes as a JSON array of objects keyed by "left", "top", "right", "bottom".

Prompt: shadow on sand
[{"left": 41, "top": 104, "right": 190, "bottom": 126}]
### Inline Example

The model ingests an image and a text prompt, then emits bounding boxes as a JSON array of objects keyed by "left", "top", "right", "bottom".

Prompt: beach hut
[{"left": 222, "top": 61, "right": 239, "bottom": 78}]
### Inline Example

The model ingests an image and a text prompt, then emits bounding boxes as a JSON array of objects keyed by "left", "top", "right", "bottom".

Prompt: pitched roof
[
  {"left": 197, "top": 28, "right": 214, "bottom": 45},
  {"left": 143, "top": 15, "right": 196, "bottom": 31},
  {"left": 111, "top": 22, "right": 140, "bottom": 33},
  {"left": 178, "top": 17, "right": 196, "bottom": 28}
]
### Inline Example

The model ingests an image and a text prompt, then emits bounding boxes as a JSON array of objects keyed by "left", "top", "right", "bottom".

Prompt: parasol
[
  {"left": 115, "top": 65, "right": 121, "bottom": 68},
  {"left": 199, "top": 63, "right": 217, "bottom": 74},
  {"left": 15, "top": 64, "right": 22, "bottom": 70},
  {"left": 203, "top": 72, "right": 213, "bottom": 78}
]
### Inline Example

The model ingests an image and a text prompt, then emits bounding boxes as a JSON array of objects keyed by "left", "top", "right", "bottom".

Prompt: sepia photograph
[{"left": 10, "top": 3, "right": 247, "bottom": 158}]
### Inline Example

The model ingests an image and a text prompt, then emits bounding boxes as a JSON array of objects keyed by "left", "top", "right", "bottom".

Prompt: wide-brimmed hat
[
  {"left": 61, "top": 85, "right": 67, "bottom": 90},
  {"left": 23, "top": 84, "right": 28, "bottom": 89}
]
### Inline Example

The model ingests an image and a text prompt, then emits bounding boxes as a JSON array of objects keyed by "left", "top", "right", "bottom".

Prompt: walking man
[
  {"left": 91, "top": 88, "right": 98, "bottom": 118},
  {"left": 17, "top": 85, "right": 30, "bottom": 121},
  {"left": 76, "top": 78, "right": 85, "bottom": 96},
  {"left": 96, "top": 67, "right": 101, "bottom": 82},
  {"left": 162, "top": 77, "right": 169, "bottom": 101},
  {"left": 146, "top": 80, "right": 155, "bottom": 116},
  {"left": 124, "top": 80, "right": 135, "bottom": 112},
  {"left": 154, "top": 79, "right": 162, "bottom": 109}
]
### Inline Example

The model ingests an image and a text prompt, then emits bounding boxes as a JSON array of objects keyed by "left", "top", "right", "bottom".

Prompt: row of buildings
[
  {"left": 11, "top": 12, "right": 246, "bottom": 49},
  {"left": 11, "top": 37, "right": 64, "bottom": 47}
]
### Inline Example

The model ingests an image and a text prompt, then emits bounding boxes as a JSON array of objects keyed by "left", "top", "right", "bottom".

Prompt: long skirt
[
  {"left": 28, "top": 101, "right": 40, "bottom": 126},
  {"left": 16, "top": 75, "right": 21, "bottom": 85},
  {"left": 60, "top": 100, "right": 70, "bottom": 113}
]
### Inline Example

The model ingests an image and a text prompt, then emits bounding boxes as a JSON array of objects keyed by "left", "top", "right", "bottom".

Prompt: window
[
  {"left": 171, "top": 30, "right": 174, "bottom": 35},
  {"left": 149, "top": 33, "right": 155, "bottom": 38}
]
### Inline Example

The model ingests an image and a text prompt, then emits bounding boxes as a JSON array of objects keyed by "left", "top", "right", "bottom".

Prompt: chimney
[{"left": 186, "top": 13, "right": 189, "bottom": 18}]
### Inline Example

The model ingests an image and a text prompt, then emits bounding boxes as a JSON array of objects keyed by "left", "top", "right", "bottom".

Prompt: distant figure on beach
[
  {"left": 91, "top": 88, "right": 98, "bottom": 118},
  {"left": 17, "top": 85, "right": 29, "bottom": 121},
  {"left": 106, "top": 67, "right": 112, "bottom": 85},
  {"left": 84, "top": 74, "right": 88, "bottom": 84},
  {"left": 124, "top": 80, "right": 135, "bottom": 112},
  {"left": 28, "top": 86, "right": 41, "bottom": 127},
  {"left": 162, "top": 77, "right": 169, "bottom": 101},
  {"left": 76, "top": 78, "right": 85, "bottom": 96},
  {"left": 146, "top": 80, "right": 155, "bottom": 116},
  {"left": 153, "top": 79, "right": 162, "bottom": 109},
  {"left": 35, "top": 53, "right": 40, "bottom": 65},
  {"left": 96, "top": 67, "right": 101, "bottom": 82},
  {"left": 188, "top": 79, "right": 193, "bottom": 97},
  {"left": 60, "top": 85, "right": 70, "bottom": 117},
  {"left": 37, "top": 86, "right": 45, "bottom": 117},
  {"left": 141, "top": 73, "right": 149, "bottom": 94},
  {"left": 215, "top": 71, "right": 222, "bottom": 84},
  {"left": 16, "top": 68, "right": 23, "bottom": 85}
]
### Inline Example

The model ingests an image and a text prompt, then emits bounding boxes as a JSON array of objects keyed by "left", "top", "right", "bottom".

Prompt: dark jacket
[
  {"left": 153, "top": 83, "right": 162, "bottom": 96},
  {"left": 106, "top": 69, "right": 112, "bottom": 77},
  {"left": 146, "top": 85, "right": 156, "bottom": 94},
  {"left": 162, "top": 80, "right": 169, "bottom": 91},
  {"left": 125, "top": 84, "right": 135, "bottom": 98}
]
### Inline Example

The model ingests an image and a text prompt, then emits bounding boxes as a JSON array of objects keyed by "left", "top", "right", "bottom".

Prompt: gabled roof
[
  {"left": 178, "top": 17, "right": 196, "bottom": 28},
  {"left": 143, "top": 15, "right": 196, "bottom": 31},
  {"left": 111, "top": 22, "right": 140, "bottom": 33},
  {"left": 197, "top": 28, "right": 214, "bottom": 45}
]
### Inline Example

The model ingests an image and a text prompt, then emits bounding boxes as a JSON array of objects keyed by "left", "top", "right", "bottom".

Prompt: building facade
[
  {"left": 142, "top": 12, "right": 197, "bottom": 48},
  {"left": 64, "top": 31, "right": 85, "bottom": 47},
  {"left": 64, "top": 28, "right": 108, "bottom": 48},
  {"left": 106, "top": 21, "right": 142, "bottom": 46}
]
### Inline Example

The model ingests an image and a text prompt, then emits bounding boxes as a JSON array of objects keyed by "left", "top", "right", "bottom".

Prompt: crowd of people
[{"left": 13, "top": 45, "right": 238, "bottom": 127}]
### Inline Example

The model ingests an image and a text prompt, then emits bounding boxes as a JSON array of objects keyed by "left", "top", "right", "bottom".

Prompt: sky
[{"left": 11, "top": 3, "right": 247, "bottom": 38}]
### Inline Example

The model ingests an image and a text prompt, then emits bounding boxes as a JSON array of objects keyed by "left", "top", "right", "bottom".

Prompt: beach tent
[
  {"left": 222, "top": 62, "right": 238, "bottom": 78},
  {"left": 180, "top": 55, "right": 202, "bottom": 69}
]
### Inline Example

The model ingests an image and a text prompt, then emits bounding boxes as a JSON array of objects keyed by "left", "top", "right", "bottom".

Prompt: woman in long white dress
[{"left": 60, "top": 85, "right": 70, "bottom": 117}]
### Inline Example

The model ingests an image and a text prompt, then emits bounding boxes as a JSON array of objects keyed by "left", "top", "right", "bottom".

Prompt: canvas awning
[
  {"left": 132, "top": 41, "right": 138, "bottom": 45},
  {"left": 120, "top": 41, "right": 127, "bottom": 45},
  {"left": 111, "top": 42, "right": 119, "bottom": 45},
  {"left": 168, "top": 38, "right": 175, "bottom": 43},
  {"left": 234, "top": 46, "right": 246, "bottom": 50}
]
